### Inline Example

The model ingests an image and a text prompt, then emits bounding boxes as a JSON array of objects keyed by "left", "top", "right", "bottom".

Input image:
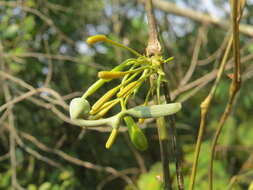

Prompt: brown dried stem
[
  {"left": 188, "top": 32, "right": 233, "bottom": 190},
  {"left": 145, "top": 0, "right": 161, "bottom": 56},
  {"left": 208, "top": 1, "right": 243, "bottom": 190}
]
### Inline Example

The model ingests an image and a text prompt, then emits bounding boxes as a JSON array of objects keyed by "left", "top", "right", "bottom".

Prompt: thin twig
[
  {"left": 0, "top": 87, "right": 68, "bottom": 112},
  {"left": 2, "top": 72, "right": 25, "bottom": 190},
  {"left": 1, "top": 41, "right": 25, "bottom": 190},
  {"left": 0, "top": 152, "right": 10, "bottom": 162},
  {"left": 3, "top": 52, "right": 105, "bottom": 69},
  {"left": 171, "top": 49, "right": 253, "bottom": 101},
  {"left": 209, "top": 1, "right": 243, "bottom": 190},
  {"left": 180, "top": 26, "right": 205, "bottom": 85},
  {"left": 43, "top": 38, "right": 53, "bottom": 87},
  {"left": 188, "top": 33, "right": 233, "bottom": 190},
  {"left": 0, "top": 71, "right": 69, "bottom": 110},
  {"left": 96, "top": 168, "right": 139, "bottom": 190},
  {"left": 20, "top": 131, "right": 137, "bottom": 189},
  {"left": 138, "top": 0, "right": 253, "bottom": 37}
]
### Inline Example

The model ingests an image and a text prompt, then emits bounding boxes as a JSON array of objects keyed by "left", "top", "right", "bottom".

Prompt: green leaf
[
  {"left": 0, "top": 170, "right": 12, "bottom": 188},
  {"left": 39, "top": 182, "right": 51, "bottom": 190},
  {"left": 4, "top": 24, "right": 19, "bottom": 38},
  {"left": 219, "top": 117, "right": 236, "bottom": 146},
  {"left": 59, "top": 170, "right": 72, "bottom": 181},
  {"left": 238, "top": 120, "right": 253, "bottom": 146},
  {"left": 27, "top": 184, "right": 37, "bottom": 190},
  {"left": 137, "top": 163, "right": 163, "bottom": 190},
  {"left": 23, "top": 16, "right": 35, "bottom": 32}
]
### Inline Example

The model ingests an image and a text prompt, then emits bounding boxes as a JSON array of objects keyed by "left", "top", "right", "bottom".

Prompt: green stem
[
  {"left": 82, "top": 60, "right": 134, "bottom": 99},
  {"left": 106, "top": 39, "right": 142, "bottom": 57},
  {"left": 154, "top": 73, "right": 172, "bottom": 190}
]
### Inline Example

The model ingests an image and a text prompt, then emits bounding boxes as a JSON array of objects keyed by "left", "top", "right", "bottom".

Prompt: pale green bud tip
[
  {"left": 86, "top": 35, "right": 107, "bottom": 45},
  {"left": 69, "top": 97, "right": 91, "bottom": 119},
  {"left": 105, "top": 129, "right": 118, "bottom": 149}
]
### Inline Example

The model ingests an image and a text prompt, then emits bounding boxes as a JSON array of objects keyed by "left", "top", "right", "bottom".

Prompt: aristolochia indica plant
[{"left": 69, "top": 35, "right": 182, "bottom": 150}]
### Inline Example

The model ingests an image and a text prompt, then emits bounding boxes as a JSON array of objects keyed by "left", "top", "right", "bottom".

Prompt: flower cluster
[{"left": 69, "top": 35, "right": 181, "bottom": 150}]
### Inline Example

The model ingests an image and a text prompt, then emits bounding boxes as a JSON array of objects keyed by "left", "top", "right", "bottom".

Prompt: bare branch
[{"left": 138, "top": 0, "right": 253, "bottom": 37}]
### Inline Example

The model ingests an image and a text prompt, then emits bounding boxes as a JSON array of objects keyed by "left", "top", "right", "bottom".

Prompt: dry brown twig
[
  {"left": 3, "top": 121, "right": 63, "bottom": 170},
  {"left": 208, "top": 1, "right": 243, "bottom": 190},
  {"left": 0, "top": 87, "right": 67, "bottom": 112},
  {"left": 20, "top": 131, "right": 137, "bottom": 189},
  {"left": 138, "top": 0, "right": 253, "bottom": 37},
  {"left": 197, "top": 33, "right": 230, "bottom": 66},
  {"left": 180, "top": 26, "right": 207, "bottom": 86},
  {"left": 0, "top": 152, "right": 10, "bottom": 162},
  {"left": 3, "top": 89, "right": 25, "bottom": 190},
  {"left": 188, "top": 35, "right": 233, "bottom": 190},
  {"left": 171, "top": 50, "right": 253, "bottom": 102},
  {"left": 1, "top": 52, "right": 25, "bottom": 189},
  {"left": 96, "top": 168, "right": 140, "bottom": 190},
  {"left": 0, "top": 71, "right": 68, "bottom": 109},
  {"left": 43, "top": 38, "right": 53, "bottom": 87},
  {"left": 3, "top": 52, "right": 106, "bottom": 70}
]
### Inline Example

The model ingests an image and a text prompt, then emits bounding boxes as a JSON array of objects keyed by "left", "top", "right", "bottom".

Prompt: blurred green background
[{"left": 1, "top": 0, "right": 253, "bottom": 189}]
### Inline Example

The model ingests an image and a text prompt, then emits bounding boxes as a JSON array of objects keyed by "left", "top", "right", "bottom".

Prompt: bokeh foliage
[{"left": 1, "top": 0, "right": 253, "bottom": 189}]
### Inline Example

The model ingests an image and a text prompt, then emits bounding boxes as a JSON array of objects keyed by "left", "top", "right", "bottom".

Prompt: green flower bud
[
  {"left": 69, "top": 97, "right": 90, "bottom": 119},
  {"left": 126, "top": 103, "right": 181, "bottom": 118},
  {"left": 124, "top": 116, "right": 148, "bottom": 151}
]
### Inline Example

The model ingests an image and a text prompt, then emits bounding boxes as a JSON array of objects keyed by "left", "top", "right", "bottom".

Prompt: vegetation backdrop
[{"left": 1, "top": 0, "right": 253, "bottom": 189}]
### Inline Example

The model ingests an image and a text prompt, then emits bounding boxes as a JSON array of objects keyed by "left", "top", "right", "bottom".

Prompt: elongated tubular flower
[
  {"left": 86, "top": 35, "right": 142, "bottom": 57},
  {"left": 90, "top": 86, "right": 120, "bottom": 113},
  {"left": 98, "top": 66, "right": 149, "bottom": 80},
  {"left": 98, "top": 71, "right": 128, "bottom": 79},
  {"left": 90, "top": 99, "right": 119, "bottom": 115},
  {"left": 117, "top": 81, "right": 141, "bottom": 98},
  {"left": 105, "top": 129, "right": 118, "bottom": 149},
  {"left": 81, "top": 59, "right": 138, "bottom": 99},
  {"left": 92, "top": 99, "right": 120, "bottom": 119},
  {"left": 86, "top": 35, "right": 107, "bottom": 45}
]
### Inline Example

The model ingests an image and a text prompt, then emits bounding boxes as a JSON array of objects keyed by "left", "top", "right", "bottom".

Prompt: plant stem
[
  {"left": 208, "top": 1, "right": 243, "bottom": 190},
  {"left": 154, "top": 74, "right": 172, "bottom": 190},
  {"left": 162, "top": 78, "right": 184, "bottom": 190},
  {"left": 145, "top": 0, "right": 161, "bottom": 56},
  {"left": 145, "top": 0, "right": 184, "bottom": 189},
  {"left": 145, "top": 0, "right": 173, "bottom": 189}
]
